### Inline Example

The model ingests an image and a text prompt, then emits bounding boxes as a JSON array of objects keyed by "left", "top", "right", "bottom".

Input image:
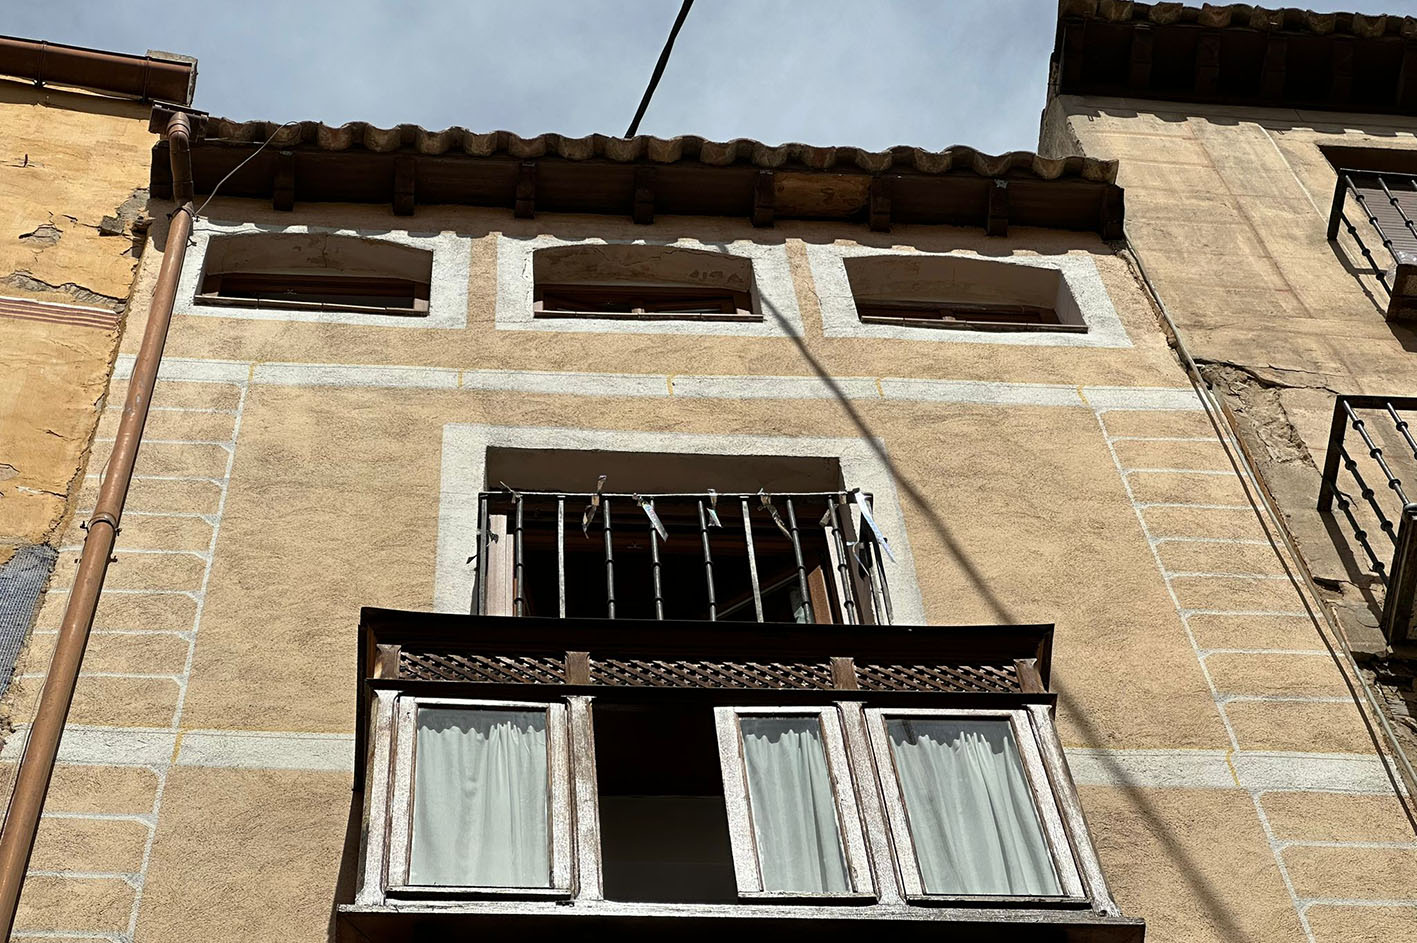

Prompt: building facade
[{"left": 2, "top": 7, "right": 1416, "bottom": 943}]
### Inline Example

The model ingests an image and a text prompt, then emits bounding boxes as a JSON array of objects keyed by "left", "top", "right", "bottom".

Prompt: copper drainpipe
[{"left": 0, "top": 110, "right": 195, "bottom": 936}]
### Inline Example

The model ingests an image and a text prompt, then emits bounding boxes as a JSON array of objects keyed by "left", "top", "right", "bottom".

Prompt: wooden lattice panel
[
  {"left": 854, "top": 661, "right": 1018, "bottom": 694},
  {"left": 399, "top": 650, "right": 566, "bottom": 685},
  {"left": 592, "top": 658, "right": 834, "bottom": 690}
]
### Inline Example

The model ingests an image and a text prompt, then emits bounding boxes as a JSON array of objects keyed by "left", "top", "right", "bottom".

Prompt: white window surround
[
  {"left": 495, "top": 235, "right": 805, "bottom": 337},
  {"left": 176, "top": 220, "right": 471, "bottom": 329},
  {"left": 805, "top": 244, "right": 1131, "bottom": 348},
  {"left": 436, "top": 424, "right": 925, "bottom": 624}
]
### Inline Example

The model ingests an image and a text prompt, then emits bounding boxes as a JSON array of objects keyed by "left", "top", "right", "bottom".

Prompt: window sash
[
  {"left": 197, "top": 271, "right": 430, "bottom": 316},
  {"left": 387, "top": 696, "right": 572, "bottom": 898},
  {"left": 714, "top": 706, "right": 874, "bottom": 901},
  {"left": 534, "top": 283, "right": 755, "bottom": 321},
  {"left": 864, "top": 707, "right": 1085, "bottom": 903}
]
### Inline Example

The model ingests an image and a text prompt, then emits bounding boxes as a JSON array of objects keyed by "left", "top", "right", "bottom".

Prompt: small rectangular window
[
  {"left": 535, "top": 284, "right": 754, "bottom": 321},
  {"left": 198, "top": 272, "right": 430, "bottom": 315},
  {"left": 856, "top": 301, "right": 1076, "bottom": 333},
  {"left": 388, "top": 698, "right": 571, "bottom": 897},
  {"left": 715, "top": 706, "right": 873, "bottom": 900},
  {"left": 866, "top": 708, "right": 1084, "bottom": 901}
]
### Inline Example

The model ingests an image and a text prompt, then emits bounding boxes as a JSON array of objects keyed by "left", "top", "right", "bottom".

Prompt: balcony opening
[
  {"left": 532, "top": 243, "right": 759, "bottom": 322},
  {"left": 843, "top": 253, "right": 1086, "bottom": 333},
  {"left": 593, "top": 703, "right": 738, "bottom": 904},
  {"left": 1321, "top": 145, "right": 1417, "bottom": 322},
  {"left": 475, "top": 449, "right": 892, "bottom": 624}
]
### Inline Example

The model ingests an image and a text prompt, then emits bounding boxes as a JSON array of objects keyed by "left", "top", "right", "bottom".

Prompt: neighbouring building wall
[
  {"left": 0, "top": 80, "right": 158, "bottom": 702},
  {"left": 1043, "top": 91, "right": 1417, "bottom": 941},
  {"left": 2, "top": 176, "right": 1407, "bottom": 943}
]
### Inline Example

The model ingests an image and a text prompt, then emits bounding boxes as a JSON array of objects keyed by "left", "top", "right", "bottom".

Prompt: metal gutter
[
  {"left": 0, "top": 35, "right": 195, "bottom": 104},
  {"left": 0, "top": 109, "right": 196, "bottom": 937}
]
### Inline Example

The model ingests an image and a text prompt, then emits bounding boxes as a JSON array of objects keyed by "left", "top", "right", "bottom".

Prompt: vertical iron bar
[
  {"left": 1347, "top": 401, "right": 1410, "bottom": 505},
  {"left": 1332, "top": 483, "right": 1390, "bottom": 583},
  {"left": 1378, "top": 176, "right": 1417, "bottom": 245},
  {"left": 1341, "top": 444, "right": 1399, "bottom": 546},
  {"left": 827, "top": 500, "right": 859, "bottom": 624},
  {"left": 475, "top": 493, "right": 489, "bottom": 616},
  {"left": 1327, "top": 171, "right": 1347, "bottom": 241},
  {"left": 866, "top": 494, "right": 894, "bottom": 624},
  {"left": 697, "top": 500, "right": 717, "bottom": 621},
  {"left": 784, "top": 498, "right": 814, "bottom": 624},
  {"left": 650, "top": 500, "right": 664, "bottom": 620},
  {"left": 1388, "top": 403, "right": 1417, "bottom": 462},
  {"left": 741, "top": 498, "right": 764, "bottom": 622},
  {"left": 1317, "top": 397, "right": 1350, "bottom": 511},
  {"left": 603, "top": 496, "right": 615, "bottom": 618},
  {"left": 513, "top": 494, "right": 525, "bottom": 617},
  {"left": 556, "top": 496, "right": 566, "bottom": 619}
]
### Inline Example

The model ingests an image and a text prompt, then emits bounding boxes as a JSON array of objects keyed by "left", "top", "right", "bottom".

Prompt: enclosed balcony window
[
  {"left": 193, "top": 232, "right": 432, "bottom": 316},
  {"left": 844, "top": 254, "right": 1086, "bottom": 333},
  {"left": 532, "top": 243, "right": 759, "bottom": 322},
  {"left": 387, "top": 699, "right": 571, "bottom": 897}
]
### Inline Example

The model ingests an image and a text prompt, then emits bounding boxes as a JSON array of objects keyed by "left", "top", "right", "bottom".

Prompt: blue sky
[{"left": 14, "top": 1, "right": 1417, "bottom": 154}]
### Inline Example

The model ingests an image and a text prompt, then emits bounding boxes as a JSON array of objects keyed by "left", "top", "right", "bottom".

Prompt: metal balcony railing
[
  {"left": 1317, "top": 395, "right": 1417, "bottom": 644},
  {"left": 1327, "top": 169, "right": 1417, "bottom": 319},
  {"left": 471, "top": 489, "right": 894, "bottom": 625}
]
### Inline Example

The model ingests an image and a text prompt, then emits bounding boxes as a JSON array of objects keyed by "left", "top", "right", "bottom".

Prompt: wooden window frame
[
  {"left": 854, "top": 301, "right": 1085, "bottom": 334},
  {"left": 196, "top": 272, "right": 431, "bottom": 317},
  {"left": 863, "top": 706, "right": 1087, "bottom": 906},
  {"left": 385, "top": 695, "right": 573, "bottom": 900},
  {"left": 533, "top": 283, "right": 758, "bottom": 322},
  {"left": 714, "top": 705, "right": 875, "bottom": 903}
]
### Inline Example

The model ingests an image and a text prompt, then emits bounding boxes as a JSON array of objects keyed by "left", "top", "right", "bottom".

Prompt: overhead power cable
[{"left": 625, "top": 0, "right": 694, "bottom": 138}]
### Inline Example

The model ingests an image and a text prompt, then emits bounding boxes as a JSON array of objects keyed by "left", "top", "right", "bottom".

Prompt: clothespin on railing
[{"left": 582, "top": 474, "right": 607, "bottom": 537}]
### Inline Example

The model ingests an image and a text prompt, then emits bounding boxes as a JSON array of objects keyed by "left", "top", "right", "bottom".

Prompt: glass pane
[
  {"left": 409, "top": 708, "right": 550, "bottom": 887},
  {"left": 738, "top": 715, "right": 849, "bottom": 893},
  {"left": 886, "top": 718, "right": 1062, "bottom": 896}
]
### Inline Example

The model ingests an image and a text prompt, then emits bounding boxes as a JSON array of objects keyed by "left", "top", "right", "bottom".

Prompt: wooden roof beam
[
  {"left": 515, "top": 161, "right": 536, "bottom": 219},
  {"left": 633, "top": 166, "right": 655, "bottom": 225},
  {"left": 987, "top": 179, "right": 1009, "bottom": 238},
  {"left": 272, "top": 150, "right": 294, "bottom": 212},
  {"left": 751, "top": 170, "right": 774, "bottom": 228},
  {"left": 393, "top": 155, "right": 416, "bottom": 216}
]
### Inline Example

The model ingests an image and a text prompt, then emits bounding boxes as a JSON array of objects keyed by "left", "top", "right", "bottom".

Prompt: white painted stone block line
[
  {"left": 1151, "top": 535, "right": 1273, "bottom": 546},
  {"left": 105, "top": 405, "right": 239, "bottom": 416},
  {"left": 1180, "top": 608, "right": 1312, "bottom": 619},
  {"left": 1163, "top": 570, "right": 1292, "bottom": 581},
  {"left": 1105, "top": 435, "right": 1218, "bottom": 444},
  {"left": 1093, "top": 408, "right": 1324, "bottom": 943},
  {"left": 1134, "top": 501, "right": 1253, "bottom": 511},
  {"left": 57, "top": 547, "right": 214, "bottom": 562},
  {"left": 24, "top": 869, "right": 139, "bottom": 885},
  {"left": 75, "top": 509, "right": 221, "bottom": 525},
  {"left": 1121, "top": 467, "right": 1236, "bottom": 477},
  {"left": 122, "top": 380, "right": 248, "bottom": 942},
  {"left": 1279, "top": 838, "right": 1417, "bottom": 850},
  {"left": 1199, "top": 648, "right": 1331, "bottom": 657},
  {"left": 42, "top": 809, "right": 154, "bottom": 824},
  {"left": 14, "top": 930, "right": 129, "bottom": 943},
  {"left": 84, "top": 473, "right": 228, "bottom": 485},
  {"left": 1296, "top": 896, "right": 1417, "bottom": 909},
  {"left": 94, "top": 437, "right": 234, "bottom": 451}
]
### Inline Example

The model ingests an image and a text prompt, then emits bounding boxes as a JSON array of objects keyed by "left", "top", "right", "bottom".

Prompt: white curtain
[
  {"left": 887, "top": 718, "right": 1061, "bottom": 896},
  {"left": 739, "top": 716, "right": 849, "bottom": 893},
  {"left": 409, "top": 708, "right": 550, "bottom": 887}
]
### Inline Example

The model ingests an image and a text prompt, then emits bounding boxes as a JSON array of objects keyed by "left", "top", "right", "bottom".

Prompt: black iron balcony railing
[
  {"left": 471, "top": 489, "right": 894, "bottom": 625},
  {"left": 1327, "top": 168, "right": 1417, "bottom": 320},
  {"left": 1317, "top": 395, "right": 1417, "bottom": 645}
]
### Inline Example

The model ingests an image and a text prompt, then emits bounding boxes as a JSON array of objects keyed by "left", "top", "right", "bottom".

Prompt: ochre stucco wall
[
  {"left": 0, "top": 81, "right": 155, "bottom": 555},
  {"left": 4, "top": 191, "right": 1411, "bottom": 942}
]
